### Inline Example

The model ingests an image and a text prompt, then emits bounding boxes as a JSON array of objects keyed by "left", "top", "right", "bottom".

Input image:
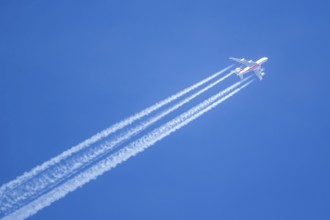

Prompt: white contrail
[
  {"left": 0, "top": 66, "right": 232, "bottom": 198},
  {"left": 1, "top": 77, "right": 254, "bottom": 220},
  {"left": 0, "top": 70, "right": 235, "bottom": 217}
]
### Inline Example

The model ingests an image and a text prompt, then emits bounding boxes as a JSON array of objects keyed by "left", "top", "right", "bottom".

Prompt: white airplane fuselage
[
  {"left": 229, "top": 56, "right": 268, "bottom": 80},
  {"left": 238, "top": 57, "right": 268, "bottom": 75}
]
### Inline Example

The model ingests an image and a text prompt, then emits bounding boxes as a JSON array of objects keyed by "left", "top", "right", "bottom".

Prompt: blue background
[{"left": 1, "top": 0, "right": 329, "bottom": 219}]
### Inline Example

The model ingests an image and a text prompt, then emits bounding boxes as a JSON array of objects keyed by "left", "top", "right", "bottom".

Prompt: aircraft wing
[
  {"left": 229, "top": 57, "right": 255, "bottom": 67},
  {"left": 254, "top": 68, "right": 265, "bottom": 80}
]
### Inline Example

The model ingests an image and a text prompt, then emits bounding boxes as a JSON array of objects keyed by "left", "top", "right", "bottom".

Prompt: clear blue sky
[{"left": 1, "top": 0, "right": 329, "bottom": 219}]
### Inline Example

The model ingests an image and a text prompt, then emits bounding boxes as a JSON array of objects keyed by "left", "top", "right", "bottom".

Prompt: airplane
[{"left": 229, "top": 57, "right": 268, "bottom": 80}]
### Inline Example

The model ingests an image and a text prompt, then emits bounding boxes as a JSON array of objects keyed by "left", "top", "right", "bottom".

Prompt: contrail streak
[
  {"left": 1, "top": 77, "right": 254, "bottom": 220},
  {"left": 0, "top": 66, "right": 232, "bottom": 199},
  {"left": 0, "top": 70, "right": 235, "bottom": 217}
]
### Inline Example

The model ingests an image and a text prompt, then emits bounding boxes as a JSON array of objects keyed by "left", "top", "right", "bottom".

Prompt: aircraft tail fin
[{"left": 234, "top": 67, "right": 243, "bottom": 79}]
